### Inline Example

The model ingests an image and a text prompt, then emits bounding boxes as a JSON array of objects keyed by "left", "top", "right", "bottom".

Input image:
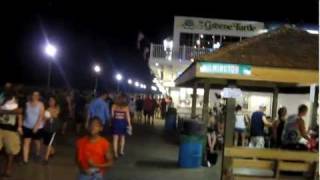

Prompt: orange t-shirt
[{"left": 76, "top": 136, "right": 110, "bottom": 173}]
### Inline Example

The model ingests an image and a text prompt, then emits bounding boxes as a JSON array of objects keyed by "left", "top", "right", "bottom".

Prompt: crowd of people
[
  {"left": 0, "top": 82, "right": 172, "bottom": 179},
  {"left": 204, "top": 102, "right": 319, "bottom": 167},
  {"left": 206, "top": 102, "right": 319, "bottom": 154}
]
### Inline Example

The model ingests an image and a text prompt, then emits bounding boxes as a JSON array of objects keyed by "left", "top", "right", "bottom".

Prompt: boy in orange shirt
[{"left": 76, "top": 117, "right": 113, "bottom": 180}]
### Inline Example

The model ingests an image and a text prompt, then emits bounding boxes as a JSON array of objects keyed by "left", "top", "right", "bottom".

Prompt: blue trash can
[{"left": 178, "top": 135, "right": 203, "bottom": 168}]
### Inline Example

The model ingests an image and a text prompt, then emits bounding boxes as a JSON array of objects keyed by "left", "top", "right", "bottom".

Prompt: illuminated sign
[
  {"left": 174, "top": 16, "right": 265, "bottom": 37},
  {"left": 199, "top": 62, "right": 252, "bottom": 75}
]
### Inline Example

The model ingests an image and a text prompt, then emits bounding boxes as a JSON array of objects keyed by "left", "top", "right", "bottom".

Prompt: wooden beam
[
  {"left": 310, "top": 86, "right": 319, "bottom": 128},
  {"left": 272, "top": 87, "right": 279, "bottom": 119},
  {"left": 222, "top": 98, "right": 236, "bottom": 180},
  {"left": 232, "top": 159, "right": 275, "bottom": 170},
  {"left": 225, "top": 147, "right": 318, "bottom": 162},
  {"left": 196, "top": 64, "right": 318, "bottom": 85},
  {"left": 202, "top": 81, "right": 210, "bottom": 123},
  {"left": 191, "top": 82, "right": 198, "bottom": 118}
]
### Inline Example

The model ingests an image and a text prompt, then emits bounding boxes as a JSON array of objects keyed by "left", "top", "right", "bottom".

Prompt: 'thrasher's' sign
[{"left": 174, "top": 16, "right": 265, "bottom": 37}]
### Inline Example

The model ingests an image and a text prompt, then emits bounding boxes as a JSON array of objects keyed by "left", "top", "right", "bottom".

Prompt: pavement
[{"left": 0, "top": 119, "right": 221, "bottom": 180}]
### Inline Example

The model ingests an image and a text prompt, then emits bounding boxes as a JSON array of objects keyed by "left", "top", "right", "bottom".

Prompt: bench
[{"left": 224, "top": 147, "right": 319, "bottom": 179}]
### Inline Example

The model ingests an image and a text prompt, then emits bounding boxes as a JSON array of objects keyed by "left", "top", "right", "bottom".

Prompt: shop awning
[{"left": 175, "top": 26, "right": 319, "bottom": 90}]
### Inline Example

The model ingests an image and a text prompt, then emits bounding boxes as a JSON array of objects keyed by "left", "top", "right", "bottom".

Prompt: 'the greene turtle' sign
[{"left": 199, "top": 62, "right": 252, "bottom": 76}]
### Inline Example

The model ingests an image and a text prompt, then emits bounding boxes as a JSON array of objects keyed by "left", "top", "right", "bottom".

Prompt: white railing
[{"left": 150, "top": 44, "right": 214, "bottom": 61}]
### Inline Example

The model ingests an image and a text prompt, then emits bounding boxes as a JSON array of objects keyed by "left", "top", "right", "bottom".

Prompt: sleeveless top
[
  {"left": 43, "top": 108, "right": 59, "bottom": 133},
  {"left": 282, "top": 115, "right": 301, "bottom": 145},
  {"left": 235, "top": 112, "right": 246, "bottom": 129},
  {"left": 114, "top": 110, "right": 126, "bottom": 121},
  {"left": 24, "top": 102, "right": 43, "bottom": 129}
]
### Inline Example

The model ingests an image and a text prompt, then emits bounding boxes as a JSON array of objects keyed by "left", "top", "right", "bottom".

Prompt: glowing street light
[
  {"left": 115, "top": 73, "right": 123, "bottom": 81},
  {"left": 43, "top": 43, "right": 58, "bottom": 89},
  {"left": 93, "top": 65, "right": 101, "bottom": 74},
  {"left": 93, "top": 64, "right": 102, "bottom": 96},
  {"left": 44, "top": 43, "right": 57, "bottom": 58},
  {"left": 128, "top": 79, "right": 133, "bottom": 84},
  {"left": 115, "top": 73, "right": 123, "bottom": 92}
]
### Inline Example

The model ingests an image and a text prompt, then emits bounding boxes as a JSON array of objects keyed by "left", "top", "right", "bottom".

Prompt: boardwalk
[{"left": 2, "top": 120, "right": 220, "bottom": 180}]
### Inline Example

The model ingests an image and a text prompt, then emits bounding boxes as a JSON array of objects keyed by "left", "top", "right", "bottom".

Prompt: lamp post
[
  {"left": 115, "top": 73, "right": 123, "bottom": 92},
  {"left": 93, "top": 64, "right": 101, "bottom": 96},
  {"left": 44, "top": 43, "right": 57, "bottom": 89}
]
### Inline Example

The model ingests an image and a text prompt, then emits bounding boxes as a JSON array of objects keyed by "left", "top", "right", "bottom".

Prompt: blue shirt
[
  {"left": 88, "top": 98, "right": 110, "bottom": 125},
  {"left": 250, "top": 111, "right": 265, "bottom": 137}
]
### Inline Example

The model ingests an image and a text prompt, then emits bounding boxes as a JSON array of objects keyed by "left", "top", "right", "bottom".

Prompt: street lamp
[
  {"left": 115, "top": 73, "right": 123, "bottom": 92},
  {"left": 93, "top": 64, "right": 101, "bottom": 96},
  {"left": 135, "top": 81, "right": 140, "bottom": 87},
  {"left": 43, "top": 43, "right": 57, "bottom": 89},
  {"left": 128, "top": 79, "right": 132, "bottom": 85}
]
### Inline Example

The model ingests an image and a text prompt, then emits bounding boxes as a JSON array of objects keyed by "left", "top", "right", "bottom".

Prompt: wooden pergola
[
  {"left": 175, "top": 25, "right": 319, "bottom": 179},
  {"left": 175, "top": 25, "right": 318, "bottom": 122}
]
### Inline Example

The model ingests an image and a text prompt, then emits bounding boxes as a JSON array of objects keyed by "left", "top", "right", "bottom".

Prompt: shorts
[
  {"left": 78, "top": 171, "right": 103, "bottom": 180},
  {"left": 0, "top": 129, "right": 21, "bottom": 155},
  {"left": 42, "top": 130, "right": 56, "bottom": 146},
  {"left": 23, "top": 127, "right": 43, "bottom": 140},
  {"left": 235, "top": 128, "right": 245, "bottom": 133},
  {"left": 250, "top": 136, "right": 265, "bottom": 148}
]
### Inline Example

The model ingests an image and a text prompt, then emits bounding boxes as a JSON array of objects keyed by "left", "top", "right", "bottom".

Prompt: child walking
[{"left": 76, "top": 117, "right": 113, "bottom": 180}]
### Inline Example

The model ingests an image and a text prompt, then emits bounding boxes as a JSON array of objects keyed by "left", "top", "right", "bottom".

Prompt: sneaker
[{"left": 207, "top": 161, "right": 211, "bottom": 168}]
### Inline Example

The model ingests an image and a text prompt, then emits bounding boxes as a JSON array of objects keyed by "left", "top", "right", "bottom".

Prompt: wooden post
[
  {"left": 272, "top": 87, "right": 279, "bottom": 120},
  {"left": 310, "top": 86, "right": 319, "bottom": 127},
  {"left": 191, "top": 82, "right": 198, "bottom": 118},
  {"left": 202, "top": 81, "right": 210, "bottom": 123},
  {"left": 221, "top": 98, "right": 236, "bottom": 180}
]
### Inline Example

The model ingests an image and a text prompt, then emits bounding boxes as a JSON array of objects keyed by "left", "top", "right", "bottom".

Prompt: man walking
[
  {"left": 135, "top": 96, "right": 144, "bottom": 124},
  {"left": 87, "top": 90, "right": 111, "bottom": 135},
  {"left": 249, "top": 105, "right": 272, "bottom": 148},
  {"left": 0, "top": 86, "right": 23, "bottom": 177}
]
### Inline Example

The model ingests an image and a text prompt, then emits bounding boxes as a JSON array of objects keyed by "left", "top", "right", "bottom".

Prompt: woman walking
[
  {"left": 23, "top": 91, "right": 45, "bottom": 164},
  {"left": 234, "top": 105, "right": 248, "bottom": 146},
  {"left": 111, "top": 93, "right": 132, "bottom": 159},
  {"left": 43, "top": 96, "right": 60, "bottom": 164}
]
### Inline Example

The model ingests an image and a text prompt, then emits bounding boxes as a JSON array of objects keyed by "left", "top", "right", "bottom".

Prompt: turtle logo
[{"left": 183, "top": 19, "right": 195, "bottom": 30}]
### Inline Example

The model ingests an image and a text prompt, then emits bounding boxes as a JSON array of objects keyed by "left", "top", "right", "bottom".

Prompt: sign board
[
  {"left": 173, "top": 16, "right": 265, "bottom": 48},
  {"left": 174, "top": 16, "right": 264, "bottom": 37},
  {"left": 199, "top": 62, "right": 252, "bottom": 76},
  {"left": 221, "top": 88, "right": 243, "bottom": 99}
]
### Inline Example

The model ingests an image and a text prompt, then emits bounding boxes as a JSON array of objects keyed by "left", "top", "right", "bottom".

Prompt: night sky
[{"left": 1, "top": 1, "right": 318, "bottom": 90}]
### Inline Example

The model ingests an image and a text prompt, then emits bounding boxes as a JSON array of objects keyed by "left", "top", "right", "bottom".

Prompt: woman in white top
[
  {"left": 234, "top": 105, "right": 248, "bottom": 147},
  {"left": 22, "top": 91, "right": 45, "bottom": 164}
]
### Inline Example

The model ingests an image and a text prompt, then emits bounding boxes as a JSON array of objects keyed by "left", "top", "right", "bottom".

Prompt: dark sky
[{"left": 1, "top": 0, "right": 318, "bottom": 90}]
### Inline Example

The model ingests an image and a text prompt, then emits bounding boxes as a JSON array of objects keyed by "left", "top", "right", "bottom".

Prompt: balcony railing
[{"left": 150, "top": 44, "right": 214, "bottom": 61}]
